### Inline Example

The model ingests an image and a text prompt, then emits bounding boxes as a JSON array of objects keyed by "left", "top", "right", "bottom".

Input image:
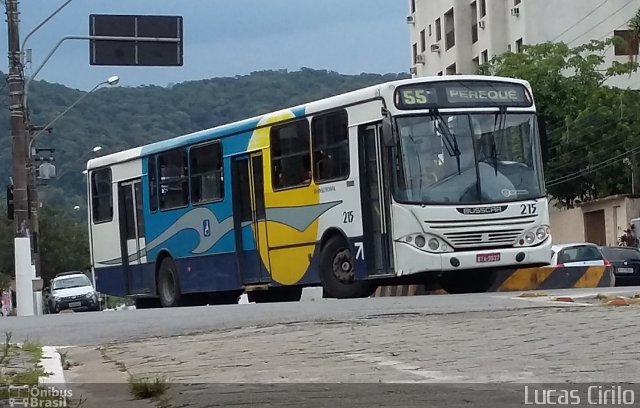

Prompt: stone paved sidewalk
[{"left": 94, "top": 305, "right": 639, "bottom": 384}]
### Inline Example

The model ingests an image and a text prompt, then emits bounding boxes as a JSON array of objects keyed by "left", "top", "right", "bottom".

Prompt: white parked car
[
  {"left": 550, "top": 243, "right": 610, "bottom": 267},
  {"left": 45, "top": 272, "right": 101, "bottom": 314}
]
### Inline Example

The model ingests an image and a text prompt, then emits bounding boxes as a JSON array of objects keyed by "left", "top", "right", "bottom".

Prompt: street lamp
[
  {"left": 47, "top": 145, "right": 103, "bottom": 183},
  {"left": 28, "top": 76, "right": 119, "bottom": 155}
]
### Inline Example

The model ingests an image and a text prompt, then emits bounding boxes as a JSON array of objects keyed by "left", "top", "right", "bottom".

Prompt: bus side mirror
[
  {"left": 381, "top": 116, "right": 397, "bottom": 147},
  {"left": 538, "top": 115, "right": 549, "bottom": 164}
]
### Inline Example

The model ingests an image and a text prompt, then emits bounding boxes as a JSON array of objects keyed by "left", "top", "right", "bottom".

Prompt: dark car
[{"left": 599, "top": 246, "right": 640, "bottom": 286}]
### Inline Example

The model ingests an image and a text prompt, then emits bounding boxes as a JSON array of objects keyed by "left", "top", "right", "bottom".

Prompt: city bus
[{"left": 86, "top": 75, "right": 551, "bottom": 307}]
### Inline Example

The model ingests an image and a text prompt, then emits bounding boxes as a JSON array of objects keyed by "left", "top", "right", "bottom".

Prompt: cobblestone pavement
[
  {"left": 58, "top": 297, "right": 640, "bottom": 406},
  {"left": 94, "top": 305, "right": 639, "bottom": 384}
]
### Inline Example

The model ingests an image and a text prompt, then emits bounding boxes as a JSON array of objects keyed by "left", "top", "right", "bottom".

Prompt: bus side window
[
  {"left": 312, "top": 109, "right": 349, "bottom": 183},
  {"left": 158, "top": 148, "right": 189, "bottom": 209},
  {"left": 148, "top": 156, "right": 158, "bottom": 212},
  {"left": 91, "top": 168, "right": 113, "bottom": 223},
  {"left": 271, "top": 119, "right": 311, "bottom": 190},
  {"left": 190, "top": 142, "right": 224, "bottom": 204}
]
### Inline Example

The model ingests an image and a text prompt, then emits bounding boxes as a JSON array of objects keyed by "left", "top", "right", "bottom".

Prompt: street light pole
[{"left": 27, "top": 77, "right": 118, "bottom": 278}]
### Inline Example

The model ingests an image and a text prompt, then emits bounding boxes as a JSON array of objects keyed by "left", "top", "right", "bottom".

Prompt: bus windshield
[{"left": 392, "top": 113, "right": 544, "bottom": 205}]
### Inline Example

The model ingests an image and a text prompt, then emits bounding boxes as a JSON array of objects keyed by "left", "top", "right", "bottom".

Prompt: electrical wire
[
  {"left": 564, "top": 0, "right": 636, "bottom": 45},
  {"left": 551, "top": 0, "right": 612, "bottom": 42},
  {"left": 546, "top": 145, "right": 640, "bottom": 187}
]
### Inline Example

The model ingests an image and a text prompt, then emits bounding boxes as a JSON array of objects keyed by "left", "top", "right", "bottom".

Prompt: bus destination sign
[{"left": 395, "top": 80, "right": 532, "bottom": 110}]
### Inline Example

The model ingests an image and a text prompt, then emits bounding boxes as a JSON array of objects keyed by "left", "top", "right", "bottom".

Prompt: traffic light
[{"left": 6, "top": 184, "right": 14, "bottom": 220}]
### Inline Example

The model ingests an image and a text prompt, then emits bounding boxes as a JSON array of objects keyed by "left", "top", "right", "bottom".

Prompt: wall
[
  {"left": 550, "top": 196, "right": 640, "bottom": 246},
  {"left": 408, "top": 0, "right": 640, "bottom": 89},
  {"left": 550, "top": 207, "right": 585, "bottom": 244}
]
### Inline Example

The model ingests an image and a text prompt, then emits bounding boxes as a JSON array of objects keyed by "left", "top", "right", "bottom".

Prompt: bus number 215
[
  {"left": 343, "top": 211, "right": 354, "bottom": 223},
  {"left": 520, "top": 203, "right": 537, "bottom": 215}
]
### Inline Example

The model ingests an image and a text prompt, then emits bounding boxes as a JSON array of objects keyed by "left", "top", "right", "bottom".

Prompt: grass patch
[
  {"left": 0, "top": 332, "right": 12, "bottom": 366},
  {"left": 128, "top": 374, "right": 169, "bottom": 399},
  {"left": 21, "top": 339, "right": 43, "bottom": 363}
]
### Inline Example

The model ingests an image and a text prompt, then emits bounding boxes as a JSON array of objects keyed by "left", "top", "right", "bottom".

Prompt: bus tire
[
  {"left": 158, "top": 257, "right": 183, "bottom": 307},
  {"left": 320, "top": 236, "right": 374, "bottom": 299},
  {"left": 247, "top": 287, "right": 302, "bottom": 303}
]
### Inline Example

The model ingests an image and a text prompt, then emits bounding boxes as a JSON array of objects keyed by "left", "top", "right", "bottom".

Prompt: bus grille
[
  {"left": 425, "top": 215, "right": 536, "bottom": 249},
  {"left": 443, "top": 229, "right": 523, "bottom": 248}
]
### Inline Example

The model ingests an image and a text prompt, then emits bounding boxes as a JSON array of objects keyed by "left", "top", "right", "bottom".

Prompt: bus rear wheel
[
  {"left": 158, "top": 258, "right": 183, "bottom": 307},
  {"left": 320, "top": 236, "right": 374, "bottom": 299}
]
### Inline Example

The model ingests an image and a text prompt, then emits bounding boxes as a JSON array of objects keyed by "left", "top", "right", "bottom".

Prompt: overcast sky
[{"left": 2, "top": 0, "right": 410, "bottom": 90}]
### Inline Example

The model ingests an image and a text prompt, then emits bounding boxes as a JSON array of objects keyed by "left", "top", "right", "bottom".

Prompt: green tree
[
  {"left": 38, "top": 205, "right": 90, "bottom": 285},
  {"left": 629, "top": 7, "right": 640, "bottom": 64},
  {"left": 480, "top": 39, "right": 638, "bottom": 208}
]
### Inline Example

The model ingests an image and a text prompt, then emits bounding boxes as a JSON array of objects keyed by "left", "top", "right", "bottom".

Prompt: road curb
[{"left": 38, "top": 346, "right": 67, "bottom": 389}]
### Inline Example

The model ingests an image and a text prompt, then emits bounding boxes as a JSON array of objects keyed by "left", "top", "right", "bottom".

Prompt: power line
[
  {"left": 547, "top": 127, "right": 634, "bottom": 172},
  {"left": 551, "top": 0, "right": 612, "bottom": 42},
  {"left": 547, "top": 145, "right": 640, "bottom": 187},
  {"left": 565, "top": 0, "right": 636, "bottom": 45}
]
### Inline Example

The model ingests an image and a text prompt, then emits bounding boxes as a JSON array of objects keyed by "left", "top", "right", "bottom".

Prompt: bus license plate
[
  {"left": 476, "top": 253, "right": 500, "bottom": 263},
  {"left": 69, "top": 302, "right": 81, "bottom": 308}
]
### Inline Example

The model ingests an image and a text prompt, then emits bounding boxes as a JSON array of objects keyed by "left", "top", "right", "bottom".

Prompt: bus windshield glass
[{"left": 392, "top": 113, "right": 544, "bottom": 205}]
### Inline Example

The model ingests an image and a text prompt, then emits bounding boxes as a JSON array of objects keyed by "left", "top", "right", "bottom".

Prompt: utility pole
[
  {"left": 7, "top": 0, "right": 40, "bottom": 316},
  {"left": 6, "top": 0, "right": 30, "bottom": 240},
  {"left": 27, "top": 131, "right": 40, "bottom": 275}
]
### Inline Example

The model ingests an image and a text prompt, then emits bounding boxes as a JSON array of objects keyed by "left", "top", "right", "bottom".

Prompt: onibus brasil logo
[{"left": 1, "top": 385, "right": 72, "bottom": 408}]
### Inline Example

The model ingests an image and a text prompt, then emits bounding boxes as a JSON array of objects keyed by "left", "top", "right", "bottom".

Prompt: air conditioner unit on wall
[
  {"left": 407, "top": 15, "right": 415, "bottom": 24},
  {"left": 511, "top": 7, "right": 520, "bottom": 16},
  {"left": 478, "top": 20, "right": 485, "bottom": 29},
  {"left": 415, "top": 54, "right": 425, "bottom": 64},
  {"left": 430, "top": 44, "right": 441, "bottom": 53},
  {"left": 410, "top": 67, "right": 418, "bottom": 75}
]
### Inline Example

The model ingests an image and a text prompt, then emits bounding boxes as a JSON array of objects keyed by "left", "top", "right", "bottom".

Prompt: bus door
[
  {"left": 117, "top": 179, "right": 147, "bottom": 295},
  {"left": 359, "top": 124, "right": 394, "bottom": 276},
  {"left": 231, "top": 153, "right": 272, "bottom": 284}
]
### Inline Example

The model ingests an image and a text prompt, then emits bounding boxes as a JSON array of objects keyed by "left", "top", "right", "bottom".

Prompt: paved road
[
  {"left": 3, "top": 287, "right": 638, "bottom": 346},
  {"left": 49, "top": 286, "right": 640, "bottom": 408},
  {"left": 5, "top": 287, "right": 639, "bottom": 408}
]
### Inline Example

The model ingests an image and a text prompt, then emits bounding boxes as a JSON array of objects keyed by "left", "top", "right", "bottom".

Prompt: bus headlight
[
  {"left": 401, "top": 233, "right": 452, "bottom": 253},
  {"left": 515, "top": 225, "right": 550, "bottom": 247}
]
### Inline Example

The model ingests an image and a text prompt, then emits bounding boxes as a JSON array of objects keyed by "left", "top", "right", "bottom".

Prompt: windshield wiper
[
  {"left": 491, "top": 107, "right": 506, "bottom": 175},
  {"left": 429, "top": 108, "right": 461, "bottom": 174}
]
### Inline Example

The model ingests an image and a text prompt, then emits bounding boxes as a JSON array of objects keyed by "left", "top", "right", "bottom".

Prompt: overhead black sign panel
[
  {"left": 394, "top": 80, "right": 533, "bottom": 110},
  {"left": 89, "top": 14, "right": 183, "bottom": 66}
]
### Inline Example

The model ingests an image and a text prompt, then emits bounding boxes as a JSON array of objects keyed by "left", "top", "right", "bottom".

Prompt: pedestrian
[{"left": 630, "top": 224, "right": 638, "bottom": 247}]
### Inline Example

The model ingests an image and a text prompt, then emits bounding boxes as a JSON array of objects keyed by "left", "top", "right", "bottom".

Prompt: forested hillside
[{"left": 0, "top": 68, "right": 409, "bottom": 208}]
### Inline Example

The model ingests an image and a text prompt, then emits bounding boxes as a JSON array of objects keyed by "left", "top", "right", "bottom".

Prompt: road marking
[
  {"left": 345, "top": 353, "right": 466, "bottom": 382},
  {"left": 509, "top": 296, "right": 594, "bottom": 307}
]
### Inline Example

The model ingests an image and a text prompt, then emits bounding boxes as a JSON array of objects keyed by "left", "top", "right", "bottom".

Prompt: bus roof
[{"left": 87, "top": 75, "right": 531, "bottom": 170}]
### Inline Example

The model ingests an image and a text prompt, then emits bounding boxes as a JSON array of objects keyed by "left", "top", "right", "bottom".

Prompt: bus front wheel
[
  {"left": 320, "top": 236, "right": 374, "bottom": 299},
  {"left": 158, "top": 258, "right": 183, "bottom": 307}
]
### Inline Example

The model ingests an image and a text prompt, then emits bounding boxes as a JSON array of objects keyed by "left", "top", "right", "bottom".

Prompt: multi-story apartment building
[{"left": 408, "top": 0, "right": 640, "bottom": 89}]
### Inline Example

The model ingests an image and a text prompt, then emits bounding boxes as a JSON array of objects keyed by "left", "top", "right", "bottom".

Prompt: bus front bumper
[{"left": 394, "top": 239, "right": 552, "bottom": 276}]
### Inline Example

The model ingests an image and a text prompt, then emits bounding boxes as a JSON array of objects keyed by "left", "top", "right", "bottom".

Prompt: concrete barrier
[
  {"left": 372, "top": 266, "right": 615, "bottom": 297},
  {"left": 489, "top": 265, "right": 614, "bottom": 292}
]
